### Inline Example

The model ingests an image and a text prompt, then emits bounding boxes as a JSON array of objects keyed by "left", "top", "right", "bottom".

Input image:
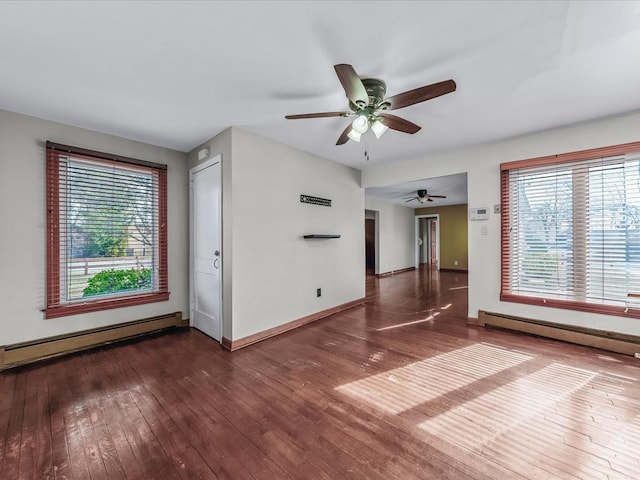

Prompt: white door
[{"left": 190, "top": 156, "right": 222, "bottom": 341}]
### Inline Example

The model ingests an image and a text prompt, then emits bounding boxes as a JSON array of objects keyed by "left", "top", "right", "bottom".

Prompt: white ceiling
[{"left": 2, "top": 1, "right": 640, "bottom": 203}]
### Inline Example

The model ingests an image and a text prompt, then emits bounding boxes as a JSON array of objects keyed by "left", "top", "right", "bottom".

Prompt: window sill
[
  {"left": 500, "top": 292, "right": 640, "bottom": 320},
  {"left": 45, "top": 291, "right": 170, "bottom": 319}
]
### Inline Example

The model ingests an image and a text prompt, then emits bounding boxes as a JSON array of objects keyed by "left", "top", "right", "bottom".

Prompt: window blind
[
  {"left": 501, "top": 141, "right": 640, "bottom": 318},
  {"left": 46, "top": 142, "right": 168, "bottom": 318}
]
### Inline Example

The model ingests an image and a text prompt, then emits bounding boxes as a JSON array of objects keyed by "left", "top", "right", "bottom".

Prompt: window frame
[
  {"left": 46, "top": 141, "right": 169, "bottom": 319},
  {"left": 500, "top": 140, "right": 640, "bottom": 320}
]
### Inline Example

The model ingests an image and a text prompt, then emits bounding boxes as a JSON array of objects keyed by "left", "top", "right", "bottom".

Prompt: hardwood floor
[{"left": 2, "top": 268, "right": 640, "bottom": 479}]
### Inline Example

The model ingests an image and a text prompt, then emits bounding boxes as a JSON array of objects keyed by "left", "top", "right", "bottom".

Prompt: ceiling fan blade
[
  {"left": 428, "top": 195, "right": 447, "bottom": 198},
  {"left": 405, "top": 198, "right": 417, "bottom": 203},
  {"left": 427, "top": 198, "right": 434, "bottom": 202},
  {"left": 285, "top": 111, "right": 348, "bottom": 120},
  {"left": 385, "top": 79, "right": 456, "bottom": 111},
  {"left": 336, "top": 124, "right": 352, "bottom": 145},
  {"left": 378, "top": 113, "right": 421, "bottom": 134},
  {"left": 334, "top": 64, "right": 369, "bottom": 107}
]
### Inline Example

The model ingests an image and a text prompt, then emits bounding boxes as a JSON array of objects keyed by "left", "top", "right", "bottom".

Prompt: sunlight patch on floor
[
  {"left": 376, "top": 315, "right": 435, "bottom": 331},
  {"left": 336, "top": 343, "right": 532, "bottom": 414},
  {"left": 418, "top": 363, "right": 596, "bottom": 451},
  {"left": 380, "top": 302, "right": 457, "bottom": 331}
]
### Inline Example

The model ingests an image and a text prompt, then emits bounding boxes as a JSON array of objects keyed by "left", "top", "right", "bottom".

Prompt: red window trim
[
  {"left": 45, "top": 292, "right": 171, "bottom": 319},
  {"left": 45, "top": 142, "right": 169, "bottom": 319},
  {"left": 500, "top": 140, "right": 640, "bottom": 320},
  {"left": 46, "top": 141, "right": 168, "bottom": 171},
  {"left": 499, "top": 140, "right": 640, "bottom": 172},
  {"left": 499, "top": 292, "right": 640, "bottom": 320}
]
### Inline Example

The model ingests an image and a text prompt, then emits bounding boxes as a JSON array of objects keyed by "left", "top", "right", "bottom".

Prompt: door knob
[{"left": 214, "top": 250, "right": 220, "bottom": 256}]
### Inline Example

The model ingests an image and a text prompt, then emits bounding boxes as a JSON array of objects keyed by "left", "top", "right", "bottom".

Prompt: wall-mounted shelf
[{"left": 303, "top": 234, "right": 341, "bottom": 239}]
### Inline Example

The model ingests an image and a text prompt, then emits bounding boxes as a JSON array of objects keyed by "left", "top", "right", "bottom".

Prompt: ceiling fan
[
  {"left": 285, "top": 64, "right": 456, "bottom": 145},
  {"left": 403, "top": 189, "right": 446, "bottom": 204}
]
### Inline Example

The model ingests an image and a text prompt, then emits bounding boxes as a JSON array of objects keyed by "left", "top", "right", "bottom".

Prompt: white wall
[
  {"left": 362, "top": 111, "right": 640, "bottom": 336},
  {"left": 0, "top": 109, "right": 189, "bottom": 345},
  {"left": 364, "top": 197, "right": 415, "bottom": 274},
  {"left": 190, "top": 128, "right": 365, "bottom": 341}
]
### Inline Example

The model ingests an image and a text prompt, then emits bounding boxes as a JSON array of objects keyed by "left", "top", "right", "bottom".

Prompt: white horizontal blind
[
  {"left": 508, "top": 163, "right": 575, "bottom": 299},
  {"left": 586, "top": 157, "right": 640, "bottom": 306},
  {"left": 58, "top": 155, "right": 160, "bottom": 303},
  {"left": 507, "top": 153, "right": 640, "bottom": 307}
]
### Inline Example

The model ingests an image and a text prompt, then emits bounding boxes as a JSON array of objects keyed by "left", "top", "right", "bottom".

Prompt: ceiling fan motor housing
[
  {"left": 417, "top": 189, "right": 428, "bottom": 198},
  {"left": 349, "top": 78, "right": 388, "bottom": 112},
  {"left": 362, "top": 78, "right": 387, "bottom": 106}
]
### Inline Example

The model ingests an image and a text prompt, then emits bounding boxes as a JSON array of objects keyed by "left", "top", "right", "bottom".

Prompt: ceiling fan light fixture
[
  {"left": 347, "top": 129, "right": 362, "bottom": 142},
  {"left": 351, "top": 115, "right": 369, "bottom": 134},
  {"left": 371, "top": 120, "right": 388, "bottom": 139},
  {"left": 417, "top": 197, "right": 428, "bottom": 204}
]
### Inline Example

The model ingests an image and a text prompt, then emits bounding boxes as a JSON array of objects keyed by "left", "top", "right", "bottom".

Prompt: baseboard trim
[
  {"left": 222, "top": 297, "right": 365, "bottom": 351},
  {"left": 376, "top": 267, "right": 415, "bottom": 277},
  {"left": 440, "top": 268, "right": 468, "bottom": 273},
  {"left": 1, "top": 311, "right": 184, "bottom": 370},
  {"left": 221, "top": 336, "right": 233, "bottom": 350},
  {"left": 466, "top": 316, "right": 480, "bottom": 326},
  {"left": 479, "top": 310, "right": 640, "bottom": 357}
]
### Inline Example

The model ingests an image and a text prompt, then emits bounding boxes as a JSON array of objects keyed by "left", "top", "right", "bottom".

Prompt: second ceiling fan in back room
[
  {"left": 285, "top": 64, "right": 456, "bottom": 145},
  {"left": 403, "top": 189, "right": 446, "bottom": 204}
]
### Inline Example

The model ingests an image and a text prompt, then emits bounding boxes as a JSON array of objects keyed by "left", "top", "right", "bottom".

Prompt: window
[
  {"left": 501, "top": 141, "right": 640, "bottom": 319},
  {"left": 46, "top": 141, "right": 168, "bottom": 318}
]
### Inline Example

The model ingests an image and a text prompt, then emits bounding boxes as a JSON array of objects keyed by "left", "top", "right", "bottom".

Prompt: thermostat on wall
[{"left": 469, "top": 207, "right": 489, "bottom": 221}]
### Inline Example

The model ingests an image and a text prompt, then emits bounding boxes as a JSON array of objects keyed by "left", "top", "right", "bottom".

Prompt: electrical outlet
[{"left": 317, "top": 288, "right": 321, "bottom": 297}]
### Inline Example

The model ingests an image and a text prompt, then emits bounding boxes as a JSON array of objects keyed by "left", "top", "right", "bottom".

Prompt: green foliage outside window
[
  {"left": 75, "top": 206, "right": 129, "bottom": 257},
  {"left": 83, "top": 268, "right": 152, "bottom": 297}
]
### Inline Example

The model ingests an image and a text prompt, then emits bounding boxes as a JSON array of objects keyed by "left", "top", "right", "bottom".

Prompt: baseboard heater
[
  {"left": 478, "top": 310, "right": 640, "bottom": 357},
  {"left": 376, "top": 266, "right": 416, "bottom": 277},
  {"left": 0, "top": 311, "right": 186, "bottom": 371}
]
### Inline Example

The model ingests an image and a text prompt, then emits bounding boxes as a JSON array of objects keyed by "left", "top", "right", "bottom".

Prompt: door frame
[
  {"left": 189, "top": 154, "right": 222, "bottom": 341},
  {"left": 415, "top": 214, "right": 440, "bottom": 270},
  {"left": 364, "top": 209, "right": 379, "bottom": 275}
]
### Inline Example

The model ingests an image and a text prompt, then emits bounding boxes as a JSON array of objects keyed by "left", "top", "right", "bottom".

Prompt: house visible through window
[
  {"left": 46, "top": 141, "right": 168, "bottom": 318},
  {"left": 500, "top": 141, "right": 640, "bottom": 318}
]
